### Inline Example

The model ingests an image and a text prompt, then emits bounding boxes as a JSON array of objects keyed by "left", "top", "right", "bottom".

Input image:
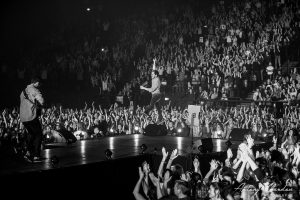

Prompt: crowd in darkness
[
  {"left": 1, "top": 0, "right": 300, "bottom": 108},
  {"left": 1, "top": 0, "right": 300, "bottom": 199}
]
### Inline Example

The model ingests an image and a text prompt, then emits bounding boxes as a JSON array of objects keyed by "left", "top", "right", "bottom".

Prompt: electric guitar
[{"left": 23, "top": 90, "right": 43, "bottom": 117}]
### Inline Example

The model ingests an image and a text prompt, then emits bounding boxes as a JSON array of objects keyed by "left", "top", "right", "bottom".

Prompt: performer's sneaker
[
  {"left": 24, "top": 155, "right": 43, "bottom": 163},
  {"left": 32, "top": 156, "right": 43, "bottom": 163},
  {"left": 23, "top": 155, "right": 33, "bottom": 163}
]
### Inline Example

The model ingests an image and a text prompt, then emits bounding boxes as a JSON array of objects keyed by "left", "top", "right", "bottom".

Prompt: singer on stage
[{"left": 140, "top": 70, "right": 162, "bottom": 115}]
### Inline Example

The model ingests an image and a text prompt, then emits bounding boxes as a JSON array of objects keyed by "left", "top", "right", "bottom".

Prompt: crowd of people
[
  {"left": 133, "top": 134, "right": 300, "bottom": 200},
  {"left": 121, "top": 0, "right": 300, "bottom": 104},
  {"left": 1, "top": 98, "right": 300, "bottom": 155},
  {"left": 253, "top": 68, "right": 300, "bottom": 102},
  {"left": 2, "top": 0, "right": 300, "bottom": 109},
  {"left": 1, "top": 0, "right": 300, "bottom": 198}
]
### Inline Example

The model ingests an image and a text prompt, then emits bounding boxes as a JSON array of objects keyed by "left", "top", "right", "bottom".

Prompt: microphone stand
[{"left": 190, "top": 113, "right": 196, "bottom": 152}]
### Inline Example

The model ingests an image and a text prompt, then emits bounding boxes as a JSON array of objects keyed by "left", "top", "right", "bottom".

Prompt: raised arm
[
  {"left": 133, "top": 167, "right": 147, "bottom": 200},
  {"left": 203, "top": 159, "right": 218, "bottom": 184},
  {"left": 157, "top": 147, "right": 169, "bottom": 178},
  {"left": 236, "top": 153, "right": 247, "bottom": 183},
  {"left": 166, "top": 149, "right": 178, "bottom": 169}
]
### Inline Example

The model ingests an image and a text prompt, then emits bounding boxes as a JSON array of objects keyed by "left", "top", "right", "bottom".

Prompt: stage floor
[{"left": 0, "top": 135, "right": 267, "bottom": 176}]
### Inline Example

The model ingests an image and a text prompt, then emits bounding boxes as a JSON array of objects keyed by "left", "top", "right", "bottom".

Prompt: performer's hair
[
  {"left": 152, "top": 70, "right": 159, "bottom": 76},
  {"left": 31, "top": 77, "right": 41, "bottom": 84}
]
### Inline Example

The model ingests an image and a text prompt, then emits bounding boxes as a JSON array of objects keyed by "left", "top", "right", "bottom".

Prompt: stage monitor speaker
[
  {"left": 200, "top": 138, "right": 213, "bottom": 153},
  {"left": 192, "top": 138, "right": 228, "bottom": 153},
  {"left": 229, "top": 128, "right": 251, "bottom": 141},
  {"left": 144, "top": 124, "right": 167, "bottom": 136},
  {"left": 58, "top": 129, "right": 77, "bottom": 144}
]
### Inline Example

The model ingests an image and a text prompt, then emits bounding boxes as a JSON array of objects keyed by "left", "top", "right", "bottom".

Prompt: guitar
[
  {"left": 34, "top": 99, "right": 42, "bottom": 117},
  {"left": 23, "top": 89, "right": 43, "bottom": 117}
]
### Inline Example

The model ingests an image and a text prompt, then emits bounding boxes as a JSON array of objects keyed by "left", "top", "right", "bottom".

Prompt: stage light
[
  {"left": 101, "top": 48, "right": 105, "bottom": 52},
  {"left": 46, "top": 134, "right": 50, "bottom": 139},
  {"left": 110, "top": 128, "right": 114, "bottom": 133},
  {"left": 134, "top": 126, "right": 139, "bottom": 131},
  {"left": 165, "top": 97, "right": 169, "bottom": 101},
  {"left": 263, "top": 133, "right": 267, "bottom": 137},
  {"left": 86, "top": 8, "right": 91, "bottom": 11},
  {"left": 140, "top": 144, "right": 147, "bottom": 154},
  {"left": 177, "top": 128, "right": 182, "bottom": 133},
  {"left": 105, "top": 149, "right": 112, "bottom": 159}
]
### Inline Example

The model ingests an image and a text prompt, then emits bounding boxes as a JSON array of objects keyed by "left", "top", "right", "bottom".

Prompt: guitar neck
[{"left": 141, "top": 81, "right": 148, "bottom": 87}]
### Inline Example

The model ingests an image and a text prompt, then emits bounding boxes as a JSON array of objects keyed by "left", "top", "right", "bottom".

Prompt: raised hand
[
  {"left": 281, "top": 147, "right": 289, "bottom": 159},
  {"left": 292, "top": 166, "right": 299, "bottom": 178},
  {"left": 239, "top": 144, "right": 249, "bottom": 161},
  {"left": 209, "top": 159, "right": 218, "bottom": 171},
  {"left": 162, "top": 147, "right": 169, "bottom": 160},
  {"left": 170, "top": 149, "right": 178, "bottom": 160},
  {"left": 272, "top": 136, "right": 277, "bottom": 145},
  {"left": 212, "top": 173, "right": 219, "bottom": 183},
  {"left": 255, "top": 150, "right": 260, "bottom": 159},
  {"left": 227, "top": 148, "right": 233, "bottom": 159},
  {"left": 293, "top": 143, "right": 300, "bottom": 156},
  {"left": 138, "top": 167, "right": 144, "bottom": 179},
  {"left": 246, "top": 135, "right": 254, "bottom": 149},
  {"left": 281, "top": 139, "right": 288, "bottom": 149},
  {"left": 193, "top": 158, "right": 199, "bottom": 169},
  {"left": 180, "top": 173, "right": 188, "bottom": 182}
]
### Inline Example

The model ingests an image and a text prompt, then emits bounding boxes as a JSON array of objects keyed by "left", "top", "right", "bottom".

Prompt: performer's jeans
[
  {"left": 145, "top": 93, "right": 162, "bottom": 114},
  {"left": 23, "top": 118, "right": 43, "bottom": 158}
]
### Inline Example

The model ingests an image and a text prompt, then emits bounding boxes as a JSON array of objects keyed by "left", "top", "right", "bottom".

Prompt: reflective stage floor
[
  {"left": 0, "top": 135, "right": 271, "bottom": 199},
  {"left": 0, "top": 134, "right": 269, "bottom": 177}
]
